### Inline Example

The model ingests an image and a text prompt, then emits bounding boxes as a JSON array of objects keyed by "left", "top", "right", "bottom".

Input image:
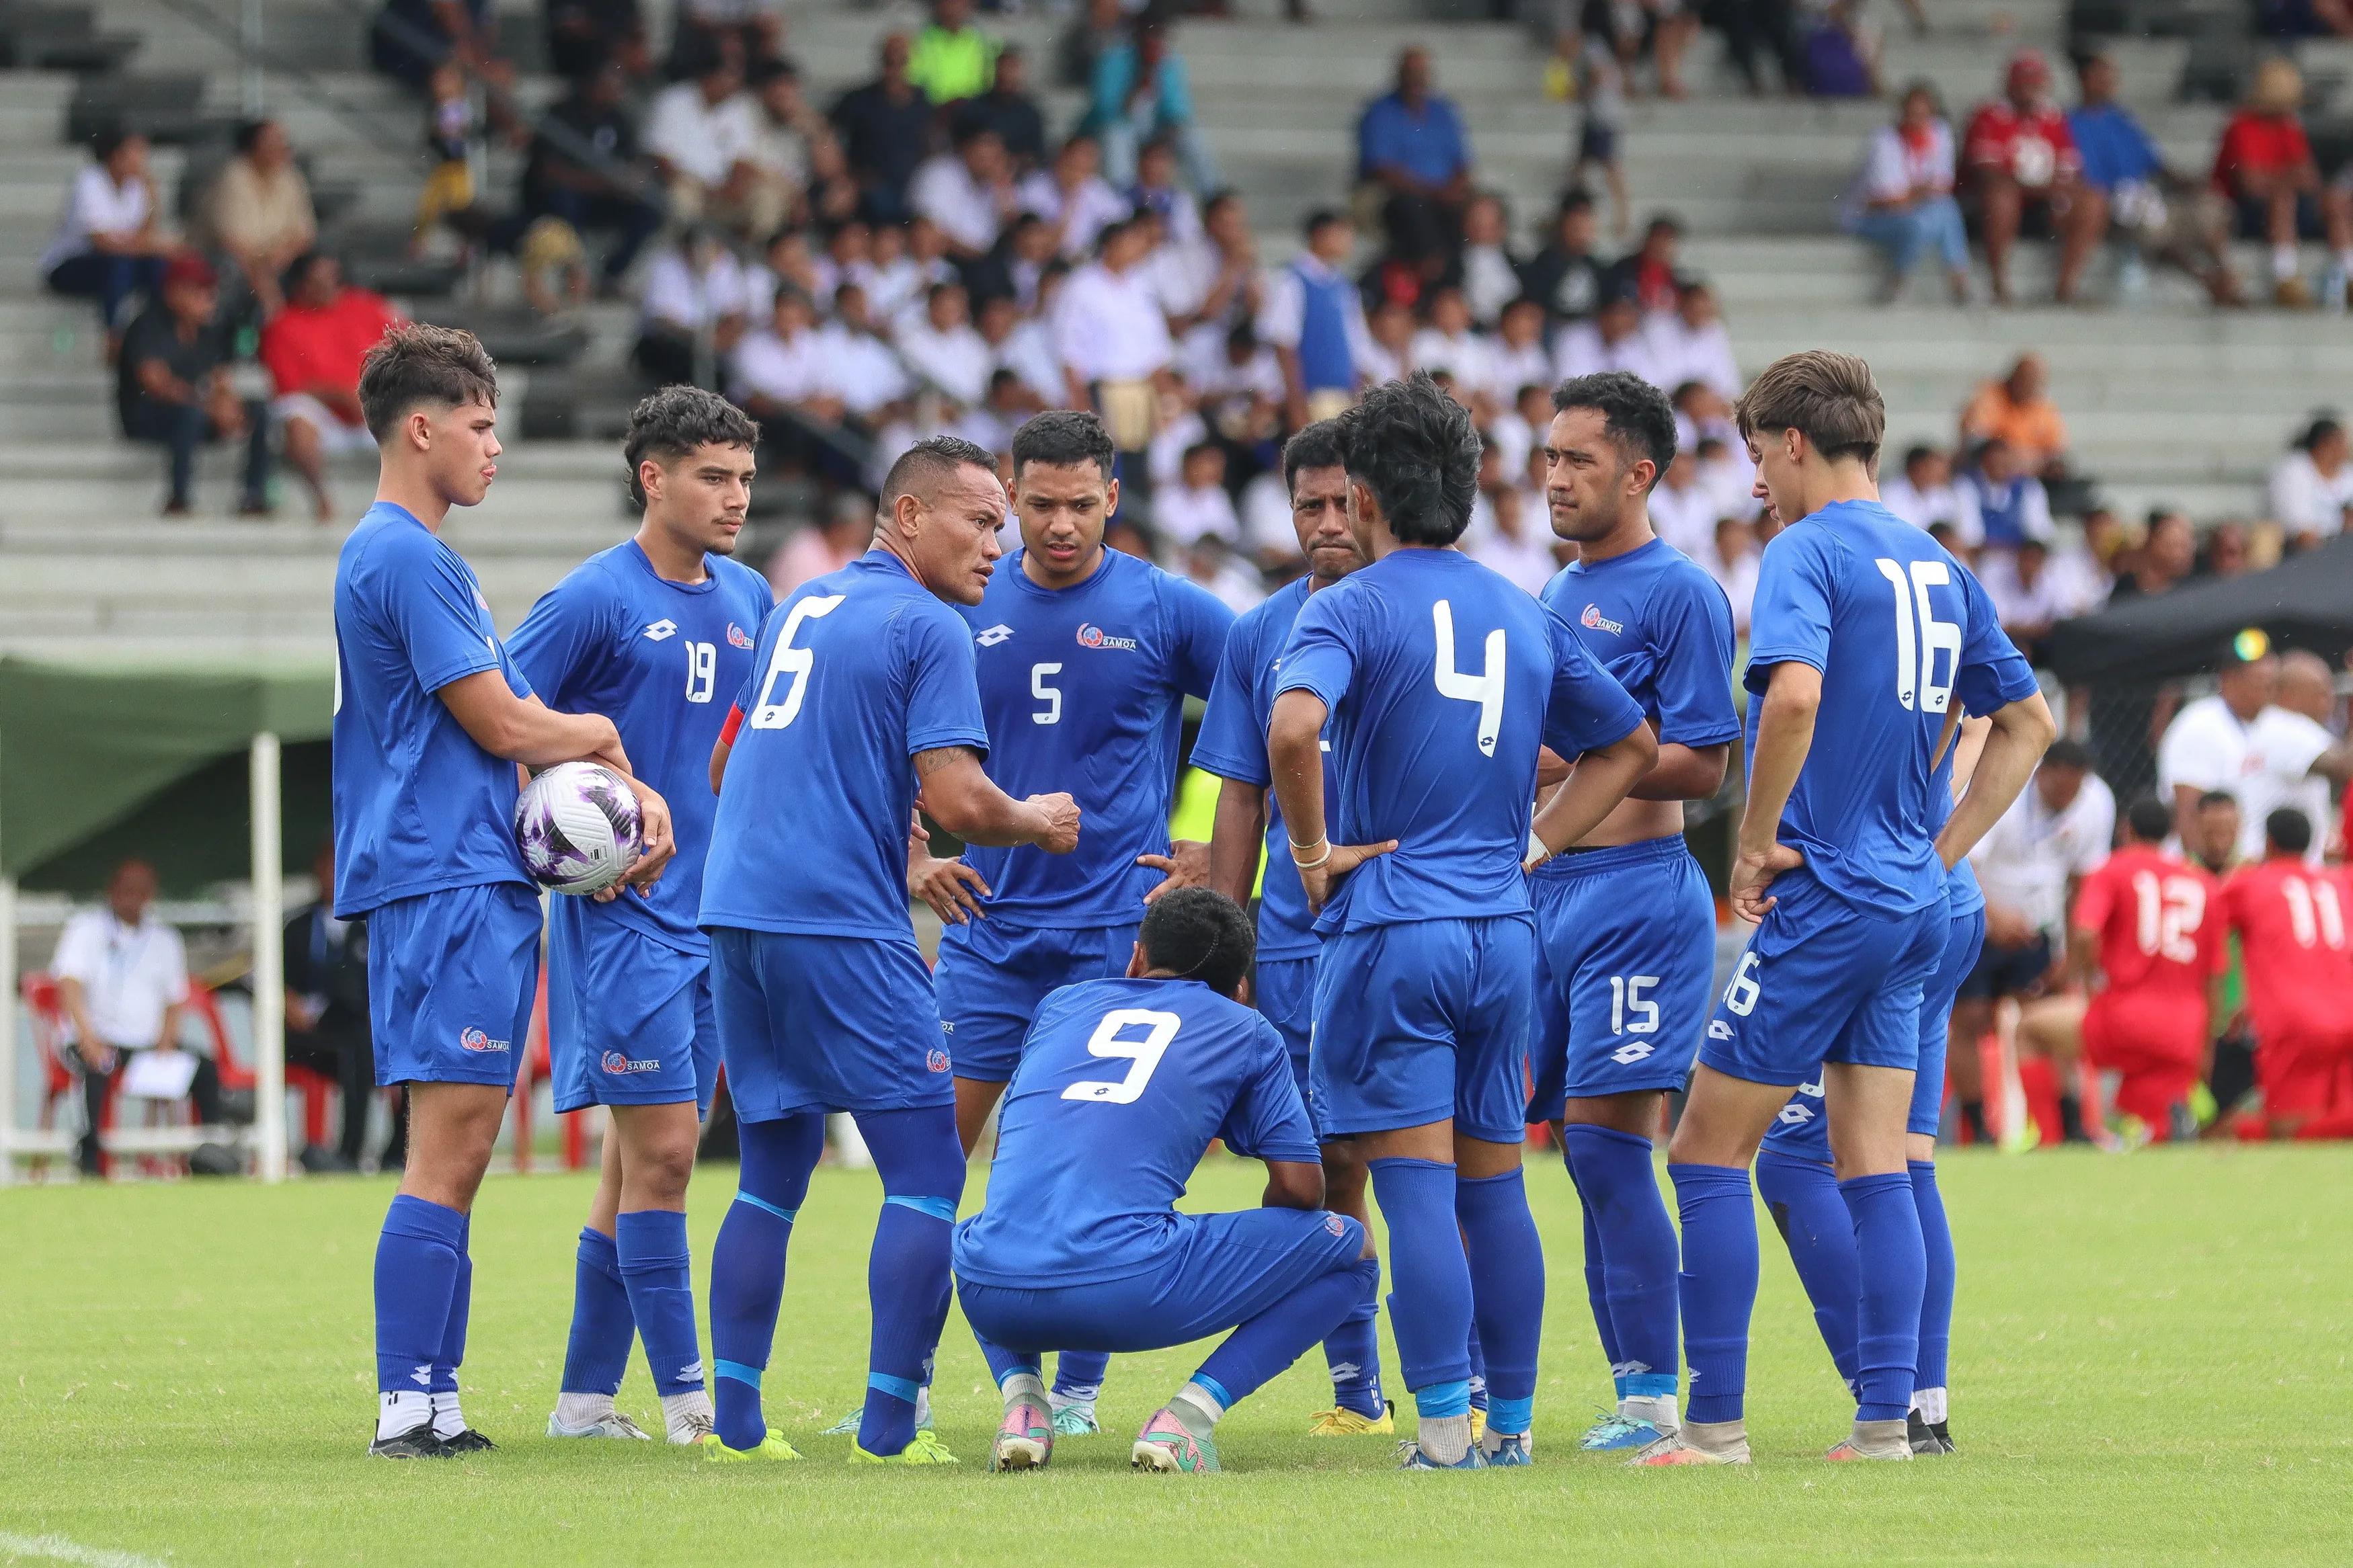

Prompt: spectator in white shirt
[
  {"left": 733, "top": 286, "right": 836, "bottom": 424},
  {"left": 1708, "top": 514, "right": 1761, "bottom": 635},
  {"left": 1463, "top": 445, "right": 1557, "bottom": 595},
  {"left": 2266, "top": 416, "right": 2353, "bottom": 550},
  {"left": 1051, "top": 216, "right": 1174, "bottom": 417},
  {"left": 847, "top": 220, "right": 934, "bottom": 326},
  {"left": 1553, "top": 289, "right": 1662, "bottom": 388},
  {"left": 1183, "top": 533, "right": 1265, "bottom": 614},
  {"left": 1977, "top": 536, "right": 2070, "bottom": 660},
  {"left": 1156, "top": 441, "right": 1242, "bottom": 550},
  {"left": 646, "top": 36, "right": 776, "bottom": 237},
  {"left": 2157, "top": 641, "right": 2277, "bottom": 851},
  {"left": 1693, "top": 434, "right": 1757, "bottom": 524},
  {"left": 1019, "top": 133, "right": 1133, "bottom": 261},
  {"left": 910, "top": 124, "right": 1019, "bottom": 260},
  {"left": 1457, "top": 192, "right": 1523, "bottom": 327},
  {"left": 2252, "top": 650, "right": 2353, "bottom": 862},
  {"left": 744, "top": 227, "right": 824, "bottom": 325},
  {"left": 1647, "top": 448, "right": 1722, "bottom": 561},
  {"left": 895, "top": 279, "right": 992, "bottom": 407},
  {"left": 635, "top": 226, "right": 751, "bottom": 386},
  {"left": 975, "top": 291, "right": 1060, "bottom": 411},
  {"left": 1152, "top": 186, "right": 1262, "bottom": 335},
  {"left": 1257, "top": 210, "right": 1376, "bottom": 426},
  {"left": 52, "top": 858, "right": 224, "bottom": 1178},
  {"left": 1482, "top": 297, "right": 1554, "bottom": 411},
  {"left": 1356, "top": 297, "right": 1413, "bottom": 387},
  {"left": 1880, "top": 443, "right": 1983, "bottom": 543},
  {"left": 1839, "top": 82, "right": 1970, "bottom": 304},
  {"left": 817, "top": 282, "right": 915, "bottom": 420},
  {"left": 42, "top": 128, "right": 170, "bottom": 338},
  {"left": 1642, "top": 282, "right": 1741, "bottom": 404},
  {"left": 1408, "top": 285, "right": 1493, "bottom": 414},
  {"left": 1484, "top": 382, "right": 1552, "bottom": 493}
]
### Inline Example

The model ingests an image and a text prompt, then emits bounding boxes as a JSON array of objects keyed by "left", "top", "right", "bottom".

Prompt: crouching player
[
  {"left": 955, "top": 889, "right": 1377, "bottom": 1475},
  {"left": 508, "top": 388, "right": 773, "bottom": 1444},
  {"left": 1755, "top": 715, "right": 1989, "bottom": 1456}
]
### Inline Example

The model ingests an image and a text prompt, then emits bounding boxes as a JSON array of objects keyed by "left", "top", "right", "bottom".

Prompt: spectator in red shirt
[
  {"left": 258, "top": 251, "right": 400, "bottom": 520},
  {"left": 2212, "top": 56, "right": 2353, "bottom": 308},
  {"left": 1962, "top": 50, "right": 2103, "bottom": 305}
]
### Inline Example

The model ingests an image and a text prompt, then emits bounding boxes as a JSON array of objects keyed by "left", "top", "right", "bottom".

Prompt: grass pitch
[{"left": 3, "top": 1145, "right": 2350, "bottom": 1567}]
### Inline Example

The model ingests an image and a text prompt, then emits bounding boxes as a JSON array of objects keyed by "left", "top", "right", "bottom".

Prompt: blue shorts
[
  {"left": 547, "top": 917, "right": 719, "bottom": 1115},
  {"left": 366, "top": 881, "right": 542, "bottom": 1091},
  {"left": 1699, "top": 871, "right": 1950, "bottom": 1089},
  {"left": 1312, "top": 913, "right": 1536, "bottom": 1144},
  {"left": 1255, "top": 953, "right": 1319, "bottom": 1122},
  {"left": 1761, "top": 902, "right": 1988, "bottom": 1160},
  {"left": 955, "top": 1206, "right": 1365, "bottom": 1354},
  {"left": 934, "top": 918, "right": 1140, "bottom": 1083},
  {"left": 1527, "top": 836, "right": 1717, "bottom": 1120},
  {"left": 709, "top": 927, "right": 953, "bottom": 1122}
]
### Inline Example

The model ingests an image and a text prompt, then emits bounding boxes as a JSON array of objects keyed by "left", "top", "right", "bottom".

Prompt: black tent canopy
[{"left": 2042, "top": 535, "right": 2353, "bottom": 684}]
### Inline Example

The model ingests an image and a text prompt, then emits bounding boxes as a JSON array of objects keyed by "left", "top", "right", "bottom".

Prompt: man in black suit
[{"left": 284, "top": 842, "right": 405, "bottom": 1171}]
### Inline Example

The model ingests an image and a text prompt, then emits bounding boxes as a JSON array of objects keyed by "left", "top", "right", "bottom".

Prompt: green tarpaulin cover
[{"left": 0, "top": 658, "right": 333, "bottom": 893}]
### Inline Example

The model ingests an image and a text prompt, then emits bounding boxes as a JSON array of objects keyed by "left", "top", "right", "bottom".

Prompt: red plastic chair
[
  {"left": 19, "top": 973, "right": 96, "bottom": 1179},
  {"left": 511, "top": 967, "right": 588, "bottom": 1172},
  {"left": 200, "top": 987, "right": 338, "bottom": 1149}
]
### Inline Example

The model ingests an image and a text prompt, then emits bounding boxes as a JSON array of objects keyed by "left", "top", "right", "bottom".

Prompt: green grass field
[{"left": 4, "top": 1145, "right": 2350, "bottom": 1567}]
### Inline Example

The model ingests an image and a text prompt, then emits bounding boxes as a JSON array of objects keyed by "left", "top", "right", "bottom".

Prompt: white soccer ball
[{"left": 514, "top": 761, "right": 643, "bottom": 896}]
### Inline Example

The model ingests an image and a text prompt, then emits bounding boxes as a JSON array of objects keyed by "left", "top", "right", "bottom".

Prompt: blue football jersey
[
  {"left": 1275, "top": 548, "right": 1645, "bottom": 932},
  {"left": 953, "top": 548, "right": 1234, "bottom": 925},
  {"left": 1191, "top": 576, "right": 1333, "bottom": 962},
  {"left": 952, "top": 977, "right": 1320, "bottom": 1288},
  {"left": 1534, "top": 538, "right": 1738, "bottom": 884},
  {"left": 331, "top": 501, "right": 534, "bottom": 917},
  {"left": 508, "top": 540, "right": 772, "bottom": 954},
  {"left": 699, "top": 551, "right": 989, "bottom": 941},
  {"left": 1744, "top": 499, "right": 2038, "bottom": 915}
]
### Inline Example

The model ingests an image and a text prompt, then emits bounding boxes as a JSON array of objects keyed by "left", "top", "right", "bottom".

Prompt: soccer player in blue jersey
[
  {"left": 1757, "top": 714, "right": 1987, "bottom": 1458},
  {"left": 1195, "top": 420, "right": 1394, "bottom": 1437},
  {"left": 1529, "top": 372, "right": 1740, "bottom": 1454},
  {"left": 1632, "top": 351, "right": 2050, "bottom": 1467},
  {"left": 699, "top": 435, "right": 1080, "bottom": 1466},
  {"left": 1267, "top": 374, "right": 1657, "bottom": 1469},
  {"left": 955, "top": 889, "right": 1377, "bottom": 1475},
  {"left": 507, "top": 388, "right": 772, "bottom": 1448},
  {"left": 912, "top": 409, "right": 1234, "bottom": 1437},
  {"left": 333, "top": 325, "right": 676, "bottom": 1458}
]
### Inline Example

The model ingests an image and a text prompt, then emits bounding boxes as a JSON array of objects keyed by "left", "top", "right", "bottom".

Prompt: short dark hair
[
  {"left": 623, "top": 386, "right": 759, "bottom": 509},
  {"left": 1139, "top": 887, "right": 1256, "bottom": 999},
  {"left": 91, "top": 125, "right": 134, "bottom": 162},
  {"left": 1302, "top": 206, "right": 1347, "bottom": 242},
  {"left": 2268, "top": 806, "right": 2314, "bottom": 856},
  {"left": 1281, "top": 419, "right": 1346, "bottom": 495},
  {"left": 2042, "top": 738, "right": 2095, "bottom": 773},
  {"left": 357, "top": 322, "right": 497, "bottom": 439},
  {"left": 2124, "top": 797, "right": 2173, "bottom": 843},
  {"left": 1552, "top": 371, "right": 1678, "bottom": 491},
  {"left": 233, "top": 118, "right": 273, "bottom": 156},
  {"left": 2198, "top": 788, "right": 2238, "bottom": 813},
  {"left": 1010, "top": 409, "right": 1115, "bottom": 482},
  {"left": 881, "top": 434, "right": 999, "bottom": 511},
  {"left": 1904, "top": 443, "right": 1938, "bottom": 470},
  {"left": 1734, "top": 349, "right": 1885, "bottom": 466},
  {"left": 1335, "top": 373, "right": 1481, "bottom": 545}
]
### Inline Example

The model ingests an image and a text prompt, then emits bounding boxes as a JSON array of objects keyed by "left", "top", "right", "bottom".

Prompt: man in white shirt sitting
[
  {"left": 893, "top": 279, "right": 993, "bottom": 407},
  {"left": 731, "top": 286, "right": 834, "bottom": 427},
  {"left": 910, "top": 124, "right": 1019, "bottom": 261},
  {"left": 1552, "top": 288, "right": 1661, "bottom": 389},
  {"left": 1017, "top": 134, "right": 1132, "bottom": 261},
  {"left": 1646, "top": 448, "right": 1722, "bottom": 561},
  {"left": 815, "top": 282, "right": 915, "bottom": 423},
  {"left": 2266, "top": 416, "right": 2353, "bottom": 552},
  {"left": 1051, "top": 216, "right": 1174, "bottom": 444},
  {"left": 1880, "top": 443, "right": 1983, "bottom": 543},
  {"left": 645, "top": 36, "right": 776, "bottom": 237},
  {"left": 1642, "top": 282, "right": 1741, "bottom": 404},
  {"left": 52, "top": 858, "right": 227, "bottom": 1177}
]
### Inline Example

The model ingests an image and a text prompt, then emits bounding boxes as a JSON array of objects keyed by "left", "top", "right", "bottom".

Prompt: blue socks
[
  {"left": 1564, "top": 1124, "right": 1679, "bottom": 1403},
  {"left": 856, "top": 1104, "right": 965, "bottom": 1456},
  {"left": 1839, "top": 1170, "right": 1927, "bottom": 1423},
  {"left": 374, "top": 1194, "right": 464, "bottom": 1400},
  {"left": 618, "top": 1208, "right": 703, "bottom": 1399},
  {"left": 1909, "top": 1159, "right": 1954, "bottom": 1402},
  {"left": 1367, "top": 1157, "right": 1473, "bottom": 1417},
  {"left": 1321, "top": 1263, "right": 1386, "bottom": 1419},
  {"left": 1051, "top": 1350, "right": 1111, "bottom": 1410},
  {"left": 1669, "top": 1162, "right": 1757, "bottom": 1426},
  {"left": 560, "top": 1227, "right": 633, "bottom": 1397},
  {"left": 1755, "top": 1149, "right": 1862, "bottom": 1394},
  {"left": 1455, "top": 1168, "right": 1542, "bottom": 1436},
  {"left": 709, "top": 1112, "right": 824, "bottom": 1450},
  {"left": 1197, "top": 1255, "right": 1379, "bottom": 1407},
  {"left": 1576, "top": 1180, "right": 1626, "bottom": 1397}
]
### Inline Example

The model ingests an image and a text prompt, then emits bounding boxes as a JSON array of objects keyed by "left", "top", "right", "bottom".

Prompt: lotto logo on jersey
[
  {"left": 1610, "top": 1041, "right": 1655, "bottom": 1066},
  {"left": 975, "top": 624, "right": 1014, "bottom": 647},
  {"left": 926, "top": 1048, "right": 951, "bottom": 1073},
  {"left": 727, "top": 623, "right": 754, "bottom": 649},
  {"left": 1775, "top": 1101, "right": 1815, "bottom": 1128},
  {"left": 1706, "top": 1020, "right": 1733, "bottom": 1041},
  {"left": 643, "top": 619, "right": 678, "bottom": 641},
  {"left": 458, "top": 1026, "right": 510, "bottom": 1054},
  {"left": 600, "top": 1050, "right": 660, "bottom": 1075},
  {"left": 1076, "top": 622, "right": 1138, "bottom": 651},
  {"left": 1581, "top": 604, "right": 1625, "bottom": 636}
]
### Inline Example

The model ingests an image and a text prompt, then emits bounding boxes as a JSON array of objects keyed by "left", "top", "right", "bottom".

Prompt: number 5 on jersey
[
  {"left": 749, "top": 594, "right": 844, "bottom": 729},
  {"left": 1062, "top": 1008, "right": 1179, "bottom": 1104}
]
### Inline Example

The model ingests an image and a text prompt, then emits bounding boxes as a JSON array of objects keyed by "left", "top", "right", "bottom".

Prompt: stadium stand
[{"left": 3, "top": 0, "right": 2352, "bottom": 661}]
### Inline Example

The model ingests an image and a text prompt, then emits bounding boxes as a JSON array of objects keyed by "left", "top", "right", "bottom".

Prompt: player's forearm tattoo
[{"left": 914, "top": 745, "right": 980, "bottom": 777}]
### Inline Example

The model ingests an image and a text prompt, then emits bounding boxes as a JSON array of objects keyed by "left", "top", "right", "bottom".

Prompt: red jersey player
[
  {"left": 2220, "top": 807, "right": 2353, "bottom": 1135},
  {"left": 2069, "top": 798, "right": 2224, "bottom": 1136}
]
